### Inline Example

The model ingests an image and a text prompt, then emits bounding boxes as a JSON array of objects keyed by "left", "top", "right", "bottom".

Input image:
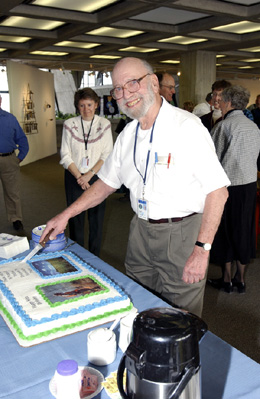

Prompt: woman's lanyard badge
[
  {"left": 81, "top": 116, "right": 94, "bottom": 168},
  {"left": 134, "top": 121, "right": 155, "bottom": 221}
]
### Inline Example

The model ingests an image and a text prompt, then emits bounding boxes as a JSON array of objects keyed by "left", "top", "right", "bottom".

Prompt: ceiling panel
[
  {"left": 0, "top": 0, "right": 260, "bottom": 78},
  {"left": 130, "top": 7, "right": 209, "bottom": 24}
]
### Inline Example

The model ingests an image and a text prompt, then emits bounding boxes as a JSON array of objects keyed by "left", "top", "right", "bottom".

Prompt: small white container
[
  {"left": 118, "top": 312, "right": 138, "bottom": 353},
  {"left": 87, "top": 328, "right": 116, "bottom": 366},
  {"left": 55, "top": 359, "right": 81, "bottom": 399}
]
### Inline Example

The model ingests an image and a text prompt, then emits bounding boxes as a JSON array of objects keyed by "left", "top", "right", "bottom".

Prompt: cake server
[{"left": 21, "top": 228, "right": 54, "bottom": 263}]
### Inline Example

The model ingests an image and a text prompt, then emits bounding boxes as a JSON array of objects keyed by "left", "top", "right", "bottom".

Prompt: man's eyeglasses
[
  {"left": 160, "top": 84, "right": 175, "bottom": 91},
  {"left": 110, "top": 73, "right": 151, "bottom": 100}
]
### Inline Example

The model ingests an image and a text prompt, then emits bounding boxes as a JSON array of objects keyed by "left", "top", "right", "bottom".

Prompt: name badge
[
  {"left": 138, "top": 199, "right": 148, "bottom": 220},
  {"left": 82, "top": 156, "right": 89, "bottom": 168}
]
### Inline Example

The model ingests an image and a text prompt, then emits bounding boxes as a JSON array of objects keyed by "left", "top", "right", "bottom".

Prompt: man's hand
[
  {"left": 40, "top": 212, "right": 69, "bottom": 243},
  {"left": 182, "top": 246, "right": 209, "bottom": 284}
]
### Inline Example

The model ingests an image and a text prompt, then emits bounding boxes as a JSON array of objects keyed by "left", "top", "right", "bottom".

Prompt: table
[{"left": 0, "top": 243, "right": 260, "bottom": 399}]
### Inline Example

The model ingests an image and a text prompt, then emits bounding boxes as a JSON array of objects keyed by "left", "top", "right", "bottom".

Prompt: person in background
[
  {"left": 0, "top": 95, "right": 29, "bottom": 231},
  {"left": 201, "top": 80, "right": 231, "bottom": 133},
  {"left": 193, "top": 92, "right": 213, "bottom": 118},
  {"left": 209, "top": 86, "right": 260, "bottom": 294},
  {"left": 247, "top": 94, "right": 260, "bottom": 111},
  {"left": 251, "top": 94, "right": 260, "bottom": 128},
  {"left": 60, "top": 88, "right": 113, "bottom": 256},
  {"left": 183, "top": 101, "right": 194, "bottom": 113},
  {"left": 243, "top": 107, "right": 254, "bottom": 121},
  {"left": 155, "top": 72, "right": 176, "bottom": 103},
  {"left": 41, "top": 57, "right": 230, "bottom": 318}
]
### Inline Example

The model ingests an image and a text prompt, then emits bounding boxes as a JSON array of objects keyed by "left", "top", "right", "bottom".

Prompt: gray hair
[{"left": 221, "top": 85, "right": 250, "bottom": 110}]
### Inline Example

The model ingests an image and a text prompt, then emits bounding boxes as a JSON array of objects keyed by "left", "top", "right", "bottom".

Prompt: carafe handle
[
  {"left": 117, "top": 354, "right": 131, "bottom": 399},
  {"left": 168, "top": 365, "right": 197, "bottom": 399}
]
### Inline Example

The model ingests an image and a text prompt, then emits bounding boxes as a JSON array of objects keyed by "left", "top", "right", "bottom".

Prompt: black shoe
[
  {"left": 13, "top": 220, "right": 24, "bottom": 231},
  {"left": 232, "top": 279, "right": 246, "bottom": 294},
  {"left": 207, "top": 277, "right": 223, "bottom": 289},
  {"left": 207, "top": 278, "right": 233, "bottom": 293},
  {"left": 223, "top": 281, "right": 233, "bottom": 294}
]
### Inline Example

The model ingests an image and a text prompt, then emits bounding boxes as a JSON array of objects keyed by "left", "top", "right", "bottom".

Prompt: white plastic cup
[
  {"left": 118, "top": 312, "right": 137, "bottom": 353},
  {"left": 87, "top": 327, "right": 116, "bottom": 366}
]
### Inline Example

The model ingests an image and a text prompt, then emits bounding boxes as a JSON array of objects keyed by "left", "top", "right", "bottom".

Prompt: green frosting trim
[
  {"left": 0, "top": 299, "right": 133, "bottom": 342},
  {"left": 36, "top": 274, "right": 109, "bottom": 308}
]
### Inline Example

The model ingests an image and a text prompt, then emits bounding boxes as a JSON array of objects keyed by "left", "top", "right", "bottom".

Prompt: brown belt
[
  {"left": 0, "top": 150, "right": 14, "bottom": 157},
  {"left": 148, "top": 212, "right": 197, "bottom": 224}
]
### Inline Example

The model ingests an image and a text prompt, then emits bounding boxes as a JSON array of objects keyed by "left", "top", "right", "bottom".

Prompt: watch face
[{"left": 204, "top": 243, "right": 211, "bottom": 251}]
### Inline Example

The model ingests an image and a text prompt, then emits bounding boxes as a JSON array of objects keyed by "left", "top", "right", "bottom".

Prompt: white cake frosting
[{"left": 0, "top": 251, "right": 132, "bottom": 346}]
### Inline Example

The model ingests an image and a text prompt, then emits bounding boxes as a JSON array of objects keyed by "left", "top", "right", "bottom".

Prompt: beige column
[{"left": 179, "top": 51, "right": 216, "bottom": 108}]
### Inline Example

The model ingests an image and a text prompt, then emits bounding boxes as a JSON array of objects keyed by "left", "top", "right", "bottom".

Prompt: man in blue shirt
[{"left": 0, "top": 95, "right": 29, "bottom": 230}]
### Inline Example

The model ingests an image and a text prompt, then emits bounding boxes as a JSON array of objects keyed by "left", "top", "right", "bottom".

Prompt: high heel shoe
[
  {"left": 222, "top": 281, "right": 233, "bottom": 294},
  {"left": 232, "top": 279, "right": 246, "bottom": 294},
  {"left": 207, "top": 278, "right": 233, "bottom": 293}
]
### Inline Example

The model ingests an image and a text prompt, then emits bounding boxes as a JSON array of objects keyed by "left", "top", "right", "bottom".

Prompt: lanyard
[
  {"left": 133, "top": 120, "right": 156, "bottom": 197},
  {"left": 81, "top": 116, "right": 94, "bottom": 150}
]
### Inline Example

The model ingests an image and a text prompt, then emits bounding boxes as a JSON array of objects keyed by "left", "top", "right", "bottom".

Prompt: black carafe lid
[{"left": 125, "top": 307, "right": 207, "bottom": 383}]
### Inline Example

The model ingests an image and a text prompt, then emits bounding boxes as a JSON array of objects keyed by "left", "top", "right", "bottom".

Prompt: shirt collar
[{"left": 223, "top": 108, "right": 236, "bottom": 119}]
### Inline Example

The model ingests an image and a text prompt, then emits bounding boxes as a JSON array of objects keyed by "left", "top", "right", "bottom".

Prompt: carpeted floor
[{"left": 0, "top": 153, "right": 259, "bottom": 363}]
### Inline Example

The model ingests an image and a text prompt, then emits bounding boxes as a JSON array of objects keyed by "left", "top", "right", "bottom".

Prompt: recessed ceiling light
[
  {"left": 160, "top": 60, "right": 180, "bottom": 64},
  {"left": 90, "top": 55, "right": 120, "bottom": 59},
  {"left": 238, "top": 66, "right": 254, "bottom": 69},
  {"left": 0, "top": 36, "right": 30, "bottom": 43},
  {"left": 241, "top": 58, "right": 260, "bottom": 62},
  {"left": 33, "top": 0, "right": 119, "bottom": 13},
  {"left": 212, "top": 20, "right": 260, "bottom": 34},
  {"left": 0, "top": 16, "right": 63, "bottom": 30},
  {"left": 87, "top": 27, "right": 143, "bottom": 38},
  {"left": 159, "top": 36, "right": 207, "bottom": 45},
  {"left": 239, "top": 46, "right": 260, "bottom": 52},
  {"left": 54, "top": 41, "right": 100, "bottom": 49},
  {"left": 119, "top": 47, "right": 159, "bottom": 53},
  {"left": 30, "top": 51, "right": 68, "bottom": 56}
]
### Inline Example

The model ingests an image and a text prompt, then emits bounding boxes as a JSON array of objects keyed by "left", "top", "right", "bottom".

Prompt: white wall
[
  {"left": 229, "top": 78, "right": 260, "bottom": 108},
  {"left": 7, "top": 61, "right": 57, "bottom": 166}
]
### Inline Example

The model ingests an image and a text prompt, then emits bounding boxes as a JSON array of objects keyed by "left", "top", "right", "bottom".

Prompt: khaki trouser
[
  {"left": 0, "top": 152, "right": 22, "bottom": 222},
  {"left": 125, "top": 213, "right": 207, "bottom": 317}
]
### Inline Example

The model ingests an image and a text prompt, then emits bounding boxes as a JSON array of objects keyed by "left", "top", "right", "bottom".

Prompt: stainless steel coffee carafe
[{"left": 117, "top": 307, "right": 207, "bottom": 399}]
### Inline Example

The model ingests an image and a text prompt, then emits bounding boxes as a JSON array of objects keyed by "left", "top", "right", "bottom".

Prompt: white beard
[{"left": 118, "top": 81, "right": 155, "bottom": 120}]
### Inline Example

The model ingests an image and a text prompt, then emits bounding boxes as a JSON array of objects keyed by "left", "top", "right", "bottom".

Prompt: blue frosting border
[{"left": 0, "top": 250, "right": 128, "bottom": 328}]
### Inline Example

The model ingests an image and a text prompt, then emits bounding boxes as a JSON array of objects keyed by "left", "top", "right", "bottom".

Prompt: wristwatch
[{"left": 195, "top": 241, "right": 211, "bottom": 251}]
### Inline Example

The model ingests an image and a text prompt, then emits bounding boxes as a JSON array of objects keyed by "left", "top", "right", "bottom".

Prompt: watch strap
[{"left": 195, "top": 241, "right": 211, "bottom": 250}]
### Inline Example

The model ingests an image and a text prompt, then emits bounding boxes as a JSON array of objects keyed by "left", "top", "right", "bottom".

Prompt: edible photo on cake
[
  {"left": 39, "top": 276, "right": 107, "bottom": 304},
  {"left": 30, "top": 256, "right": 78, "bottom": 277}
]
